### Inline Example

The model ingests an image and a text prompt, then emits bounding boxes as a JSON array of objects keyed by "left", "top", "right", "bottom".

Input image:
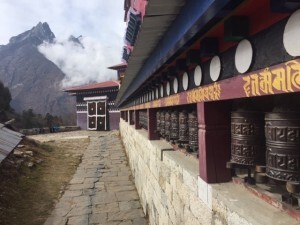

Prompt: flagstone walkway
[{"left": 44, "top": 131, "right": 147, "bottom": 225}]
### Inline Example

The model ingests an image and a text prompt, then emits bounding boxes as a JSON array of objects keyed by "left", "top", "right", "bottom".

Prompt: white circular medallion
[
  {"left": 235, "top": 39, "right": 253, "bottom": 73},
  {"left": 173, "top": 78, "right": 178, "bottom": 93},
  {"left": 160, "top": 84, "right": 164, "bottom": 97},
  {"left": 194, "top": 65, "right": 202, "bottom": 86},
  {"left": 284, "top": 9, "right": 300, "bottom": 56},
  {"left": 156, "top": 88, "right": 159, "bottom": 99},
  {"left": 166, "top": 81, "right": 171, "bottom": 96},
  {"left": 210, "top": 56, "right": 221, "bottom": 82},
  {"left": 182, "top": 72, "right": 189, "bottom": 91}
]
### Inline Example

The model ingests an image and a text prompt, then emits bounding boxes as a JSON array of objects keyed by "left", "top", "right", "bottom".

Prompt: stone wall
[
  {"left": 120, "top": 119, "right": 211, "bottom": 225},
  {"left": 119, "top": 119, "right": 299, "bottom": 225}
]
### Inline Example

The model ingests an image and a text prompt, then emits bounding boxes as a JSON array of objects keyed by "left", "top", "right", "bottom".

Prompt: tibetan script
[
  {"left": 243, "top": 60, "right": 300, "bottom": 97},
  {"left": 152, "top": 100, "right": 161, "bottom": 108},
  {"left": 164, "top": 94, "right": 180, "bottom": 106},
  {"left": 187, "top": 82, "right": 221, "bottom": 103}
]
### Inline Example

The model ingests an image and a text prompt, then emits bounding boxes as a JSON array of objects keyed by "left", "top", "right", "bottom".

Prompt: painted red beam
[{"left": 121, "top": 59, "right": 300, "bottom": 111}]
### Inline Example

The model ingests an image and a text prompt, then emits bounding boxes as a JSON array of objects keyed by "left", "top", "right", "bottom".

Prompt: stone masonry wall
[
  {"left": 119, "top": 119, "right": 300, "bottom": 225},
  {"left": 120, "top": 119, "right": 212, "bottom": 225}
]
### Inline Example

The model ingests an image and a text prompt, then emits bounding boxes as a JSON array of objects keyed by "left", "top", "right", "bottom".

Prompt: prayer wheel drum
[
  {"left": 188, "top": 111, "right": 198, "bottom": 152},
  {"left": 170, "top": 110, "right": 179, "bottom": 142},
  {"left": 231, "top": 111, "right": 265, "bottom": 166},
  {"left": 265, "top": 112, "right": 300, "bottom": 182},
  {"left": 165, "top": 111, "right": 171, "bottom": 141},
  {"left": 156, "top": 111, "right": 161, "bottom": 134},
  {"left": 178, "top": 110, "right": 189, "bottom": 146},
  {"left": 160, "top": 111, "right": 166, "bottom": 137}
]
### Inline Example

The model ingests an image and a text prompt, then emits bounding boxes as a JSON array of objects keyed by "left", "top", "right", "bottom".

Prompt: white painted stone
[
  {"left": 284, "top": 9, "right": 300, "bottom": 57},
  {"left": 173, "top": 77, "right": 179, "bottom": 93},
  {"left": 197, "top": 176, "right": 212, "bottom": 209},
  {"left": 210, "top": 56, "right": 221, "bottom": 81},
  {"left": 182, "top": 72, "right": 189, "bottom": 91},
  {"left": 160, "top": 84, "right": 164, "bottom": 97},
  {"left": 194, "top": 65, "right": 202, "bottom": 86},
  {"left": 235, "top": 39, "right": 253, "bottom": 73},
  {"left": 166, "top": 81, "right": 171, "bottom": 96}
]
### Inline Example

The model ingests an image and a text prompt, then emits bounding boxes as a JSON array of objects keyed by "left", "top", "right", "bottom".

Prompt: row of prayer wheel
[
  {"left": 138, "top": 110, "right": 148, "bottom": 130},
  {"left": 230, "top": 111, "right": 300, "bottom": 183},
  {"left": 156, "top": 110, "right": 198, "bottom": 153}
]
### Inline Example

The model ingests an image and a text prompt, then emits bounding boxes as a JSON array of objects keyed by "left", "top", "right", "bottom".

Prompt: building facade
[
  {"left": 116, "top": 0, "right": 300, "bottom": 224},
  {"left": 65, "top": 80, "right": 120, "bottom": 131}
]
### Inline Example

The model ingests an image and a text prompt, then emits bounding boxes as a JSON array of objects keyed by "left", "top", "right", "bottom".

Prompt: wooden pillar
[
  {"left": 198, "top": 101, "right": 231, "bottom": 183},
  {"left": 134, "top": 110, "right": 141, "bottom": 129},
  {"left": 129, "top": 110, "right": 134, "bottom": 125},
  {"left": 125, "top": 111, "right": 128, "bottom": 122},
  {"left": 147, "top": 108, "right": 160, "bottom": 140}
]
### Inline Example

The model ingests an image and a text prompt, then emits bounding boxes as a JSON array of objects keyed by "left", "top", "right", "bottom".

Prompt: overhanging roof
[
  {"left": 0, "top": 124, "right": 24, "bottom": 164},
  {"left": 116, "top": 0, "right": 243, "bottom": 107},
  {"left": 64, "top": 80, "right": 120, "bottom": 93},
  {"left": 116, "top": 0, "right": 186, "bottom": 106},
  {"left": 108, "top": 63, "right": 127, "bottom": 70}
]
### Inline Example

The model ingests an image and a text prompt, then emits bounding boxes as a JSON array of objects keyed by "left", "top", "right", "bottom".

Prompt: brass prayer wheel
[
  {"left": 188, "top": 111, "right": 198, "bottom": 152},
  {"left": 139, "top": 110, "right": 148, "bottom": 130},
  {"left": 178, "top": 110, "right": 189, "bottom": 146},
  {"left": 160, "top": 110, "right": 166, "bottom": 137},
  {"left": 231, "top": 111, "right": 264, "bottom": 166},
  {"left": 156, "top": 111, "right": 161, "bottom": 133},
  {"left": 265, "top": 112, "right": 300, "bottom": 182},
  {"left": 170, "top": 110, "right": 179, "bottom": 143},
  {"left": 165, "top": 110, "right": 171, "bottom": 141}
]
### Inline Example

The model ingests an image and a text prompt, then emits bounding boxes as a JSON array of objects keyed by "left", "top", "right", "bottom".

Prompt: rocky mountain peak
[{"left": 9, "top": 22, "right": 55, "bottom": 46}]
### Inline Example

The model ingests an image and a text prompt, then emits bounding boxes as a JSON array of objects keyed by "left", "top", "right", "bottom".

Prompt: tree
[{"left": 0, "top": 81, "right": 11, "bottom": 111}]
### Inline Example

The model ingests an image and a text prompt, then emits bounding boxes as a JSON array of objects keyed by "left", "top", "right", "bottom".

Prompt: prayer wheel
[
  {"left": 156, "top": 111, "right": 161, "bottom": 134},
  {"left": 165, "top": 110, "right": 171, "bottom": 141},
  {"left": 231, "top": 111, "right": 264, "bottom": 166},
  {"left": 265, "top": 112, "right": 300, "bottom": 182},
  {"left": 188, "top": 111, "right": 198, "bottom": 152},
  {"left": 170, "top": 110, "right": 179, "bottom": 143},
  {"left": 160, "top": 110, "right": 166, "bottom": 137},
  {"left": 144, "top": 110, "right": 148, "bottom": 130},
  {"left": 178, "top": 110, "right": 189, "bottom": 147}
]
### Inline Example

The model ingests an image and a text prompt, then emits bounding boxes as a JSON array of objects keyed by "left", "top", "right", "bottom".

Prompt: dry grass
[{"left": 0, "top": 135, "right": 89, "bottom": 225}]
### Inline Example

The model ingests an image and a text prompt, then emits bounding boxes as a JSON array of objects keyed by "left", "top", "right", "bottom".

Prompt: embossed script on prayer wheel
[
  {"left": 170, "top": 110, "right": 179, "bottom": 142},
  {"left": 165, "top": 111, "right": 171, "bottom": 140},
  {"left": 156, "top": 111, "right": 161, "bottom": 133},
  {"left": 188, "top": 111, "right": 198, "bottom": 152},
  {"left": 265, "top": 112, "right": 300, "bottom": 182},
  {"left": 139, "top": 110, "right": 148, "bottom": 130},
  {"left": 178, "top": 110, "right": 189, "bottom": 146},
  {"left": 231, "top": 111, "right": 264, "bottom": 166},
  {"left": 160, "top": 111, "right": 166, "bottom": 137}
]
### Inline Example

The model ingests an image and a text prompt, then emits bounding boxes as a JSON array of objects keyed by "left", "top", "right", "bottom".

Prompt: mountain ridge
[{"left": 0, "top": 22, "right": 76, "bottom": 124}]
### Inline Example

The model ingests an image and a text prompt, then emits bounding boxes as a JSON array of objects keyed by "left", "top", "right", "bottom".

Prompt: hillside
[{"left": 0, "top": 22, "right": 75, "bottom": 123}]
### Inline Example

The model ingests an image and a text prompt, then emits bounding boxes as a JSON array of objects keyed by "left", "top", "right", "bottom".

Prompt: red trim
[
  {"left": 122, "top": 59, "right": 300, "bottom": 111},
  {"left": 64, "top": 80, "right": 120, "bottom": 92},
  {"left": 108, "top": 63, "right": 128, "bottom": 70}
]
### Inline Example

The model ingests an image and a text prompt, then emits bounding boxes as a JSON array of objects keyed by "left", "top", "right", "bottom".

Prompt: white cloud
[
  {"left": 38, "top": 36, "right": 118, "bottom": 88},
  {"left": 0, "top": 0, "right": 125, "bottom": 86}
]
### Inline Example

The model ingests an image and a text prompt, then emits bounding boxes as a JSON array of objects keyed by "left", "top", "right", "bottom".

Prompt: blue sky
[{"left": 0, "top": 0, "right": 126, "bottom": 87}]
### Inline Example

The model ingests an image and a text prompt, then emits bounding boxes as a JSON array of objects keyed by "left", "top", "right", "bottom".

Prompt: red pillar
[
  {"left": 147, "top": 108, "right": 160, "bottom": 140},
  {"left": 198, "top": 101, "right": 232, "bottom": 183},
  {"left": 129, "top": 110, "right": 134, "bottom": 125},
  {"left": 134, "top": 110, "right": 141, "bottom": 129},
  {"left": 126, "top": 111, "right": 129, "bottom": 122}
]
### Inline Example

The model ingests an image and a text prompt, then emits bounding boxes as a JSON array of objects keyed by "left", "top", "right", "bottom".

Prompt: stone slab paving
[{"left": 44, "top": 131, "right": 148, "bottom": 225}]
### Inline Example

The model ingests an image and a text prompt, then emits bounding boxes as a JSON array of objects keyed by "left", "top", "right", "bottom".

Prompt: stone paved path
[{"left": 44, "top": 131, "right": 147, "bottom": 225}]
